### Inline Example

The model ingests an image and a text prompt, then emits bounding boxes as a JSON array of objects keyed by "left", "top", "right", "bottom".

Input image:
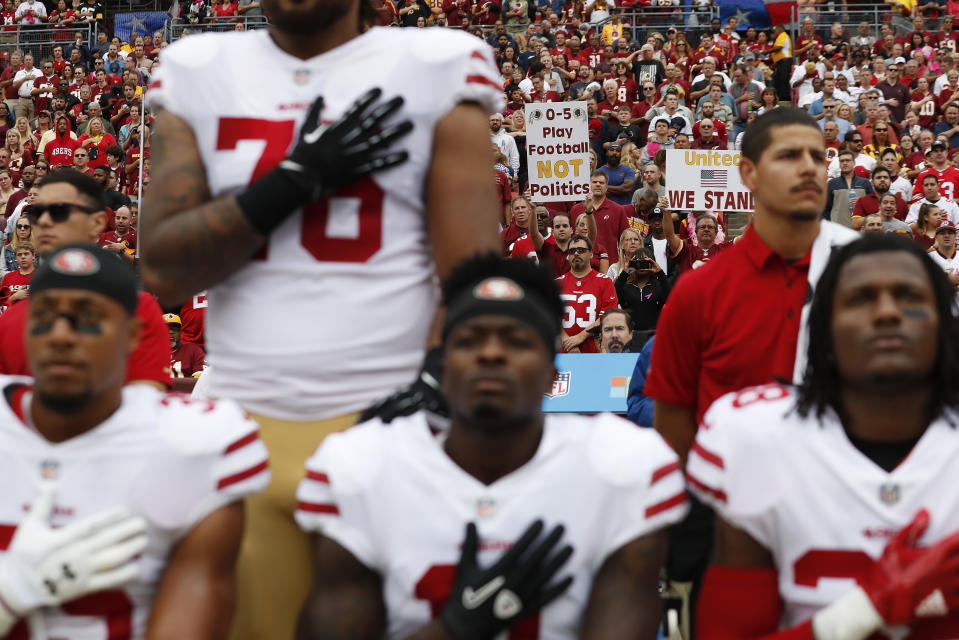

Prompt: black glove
[
  {"left": 439, "top": 520, "right": 574, "bottom": 640},
  {"left": 237, "top": 87, "right": 413, "bottom": 236},
  {"left": 357, "top": 347, "right": 447, "bottom": 424}
]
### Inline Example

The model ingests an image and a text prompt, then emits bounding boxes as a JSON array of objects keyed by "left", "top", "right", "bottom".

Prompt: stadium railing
[
  {"left": 164, "top": 14, "right": 269, "bottom": 40},
  {"left": 0, "top": 24, "right": 94, "bottom": 61},
  {"left": 789, "top": 2, "right": 915, "bottom": 39}
]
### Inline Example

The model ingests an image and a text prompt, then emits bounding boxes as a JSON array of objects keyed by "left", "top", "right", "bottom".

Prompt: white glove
[{"left": 0, "top": 481, "right": 148, "bottom": 635}]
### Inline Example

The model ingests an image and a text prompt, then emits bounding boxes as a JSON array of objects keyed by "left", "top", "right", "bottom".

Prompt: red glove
[{"left": 865, "top": 509, "right": 959, "bottom": 626}]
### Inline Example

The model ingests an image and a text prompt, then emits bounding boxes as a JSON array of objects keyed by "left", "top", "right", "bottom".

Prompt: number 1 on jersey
[{"left": 216, "top": 117, "right": 385, "bottom": 263}]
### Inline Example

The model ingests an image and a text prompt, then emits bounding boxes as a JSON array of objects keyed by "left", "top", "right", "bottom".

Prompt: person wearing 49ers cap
[
  {"left": 295, "top": 254, "right": 687, "bottom": 640},
  {"left": 0, "top": 242, "right": 270, "bottom": 638},
  {"left": 0, "top": 169, "right": 170, "bottom": 388}
]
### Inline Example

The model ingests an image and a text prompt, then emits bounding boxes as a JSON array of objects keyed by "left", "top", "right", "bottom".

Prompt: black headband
[
  {"left": 443, "top": 277, "right": 561, "bottom": 354},
  {"left": 30, "top": 243, "right": 138, "bottom": 315}
]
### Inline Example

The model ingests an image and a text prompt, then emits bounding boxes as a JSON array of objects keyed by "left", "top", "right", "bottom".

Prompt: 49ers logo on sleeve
[
  {"left": 51, "top": 249, "right": 100, "bottom": 275},
  {"left": 473, "top": 278, "right": 524, "bottom": 301}
]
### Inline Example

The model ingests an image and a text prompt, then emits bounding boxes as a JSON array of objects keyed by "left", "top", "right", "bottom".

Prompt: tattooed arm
[
  {"left": 138, "top": 110, "right": 266, "bottom": 307},
  {"left": 580, "top": 530, "right": 669, "bottom": 640}
]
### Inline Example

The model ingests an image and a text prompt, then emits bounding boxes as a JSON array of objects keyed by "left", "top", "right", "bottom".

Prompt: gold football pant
[{"left": 229, "top": 411, "right": 357, "bottom": 640}]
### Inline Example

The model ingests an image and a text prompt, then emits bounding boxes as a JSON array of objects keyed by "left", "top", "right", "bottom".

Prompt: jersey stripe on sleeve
[
  {"left": 297, "top": 501, "right": 340, "bottom": 515},
  {"left": 686, "top": 471, "right": 727, "bottom": 504},
  {"left": 224, "top": 429, "right": 259, "bottom": 454},
  {"left": 645, "top": 491, "right": 687, "bottom": 518},
  {"left": 650, "top": 461, "right": 681, "bottom": 485},
  {"left": 305, "top": 470, "right": 329, "bottom": 484},
  {"left": 466, "top": 74, "right": 502, "bottom": 90},
  {"left": 692, "top": 441, "right": 725, "bottom": 469},
  {"left": 217, "top": 460, "right": 269, "bottom": 490}
]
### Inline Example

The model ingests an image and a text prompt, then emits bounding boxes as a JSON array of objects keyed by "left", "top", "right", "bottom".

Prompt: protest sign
[
  {"left": 665, "top": 149, "right": 754, "bottom": 212},
  {"left": 525, "top": 102, "right": 591, "bottom": 202}
]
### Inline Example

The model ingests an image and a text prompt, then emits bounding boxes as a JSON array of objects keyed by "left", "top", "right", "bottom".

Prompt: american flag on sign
[{"left": 700, "top": 169, "right": 728, "bottom": 189}]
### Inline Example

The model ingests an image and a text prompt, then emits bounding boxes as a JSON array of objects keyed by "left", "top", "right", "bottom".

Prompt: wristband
[
  {"left": 235, "top": 163, "right": 317, "bottom": 236},
  {"left": 811, "top": 586, "right": 884, "bottom": 640}
]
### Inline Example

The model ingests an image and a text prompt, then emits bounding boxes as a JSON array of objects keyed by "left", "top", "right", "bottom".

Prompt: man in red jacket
[{"left": 44, "top": 114, "right": 79, "bottom": 167}]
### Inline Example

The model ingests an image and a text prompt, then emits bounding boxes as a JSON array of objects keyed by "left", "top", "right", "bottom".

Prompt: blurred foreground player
[
  {"left": 0, "top": 170, "right": 170, "bottom": 389},
  {"left": 295, "top": 255, "right": 688, "bottom": 640},
  {"left": 0, "top": 244, "right": 269, "bottom": 638},
  {"left": 142, "top": 0, "right": 505, "bottom": 633},
  {"left": 691, "top": 235, "right": 959, "bottom": 638}
]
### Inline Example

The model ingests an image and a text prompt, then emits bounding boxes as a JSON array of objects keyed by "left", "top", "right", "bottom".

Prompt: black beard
[
  {"left": 262, "top": 0, "right": 357, "bottom": 36},
  {"left": 37, "top": 389, "right": 93, "bottom": 415}
]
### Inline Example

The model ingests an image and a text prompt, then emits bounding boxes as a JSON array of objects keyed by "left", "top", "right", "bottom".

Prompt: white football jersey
[
  {"left": 146, "top": 28, "right": 504, "bottom": 420},
  {"left": 294, "top": 412, "right": 687, "bottom": 640},
  {"left": 0, "top": 378, "right": 270, "bottom": 639},
  {"left": 687, "top": 383, "right": 959, "bottom": 636}
]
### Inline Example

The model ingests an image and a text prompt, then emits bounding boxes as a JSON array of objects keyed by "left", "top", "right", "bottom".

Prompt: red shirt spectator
[
  {"left": 0, "top": 290, "right": 170, "bottom": 386},
  {"left": 179, "top": 291, "right": 207, "bottom": 348},
  {"left": 0, "top": 262, "right": 36, "bottom": 307},
  {"left": 556, "top": 239, "right": 618, "bottom": 353},
  {"left": 570, "top": 180, "right": 630, "bottom": 269},
  {"left": 44, "top": 115, "right": 79, "bottom": 166}
]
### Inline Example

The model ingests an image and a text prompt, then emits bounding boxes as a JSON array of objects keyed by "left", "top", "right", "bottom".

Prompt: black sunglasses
[
  {"left": 25, "top": 202, "right": 99, "bottom": 223},
  {"left": 15, "top": 224, "right": 30, "bottom": 229},
  {"left": 567, "top": 247, "right": 590, "bottom": 255}
]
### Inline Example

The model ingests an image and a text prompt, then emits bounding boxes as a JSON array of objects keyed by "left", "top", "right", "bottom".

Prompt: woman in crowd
[
  {"left": 613, "top": 246, "right": 671, "bottom": 333},
  {"left": 620, "top": 142, "right": 642, "bottom": 175},
  {"left": 669, "top": 39, "right": 690, "bottom": 69},
  {"left": 13, "top": 117, "right": 36, "bottom": 154},
  {"left": 909, "top": 76, "right": 937, "bottom": 129},
  {"left": 78, "top": 117, "right": 117, "bottom": 169},
  {"left": 607, "top": 228, "right": 643, "bottom": 279},
  {"left": 4, "top": 129, "right": 31, "bottom": 183},
  {"left": 0, "top": 103, "right": 13, "bottom": 140},
  {"left": 506, "top": 109, "right": 528, "bottom": 192},
  {"left": 837, "top": 102, "right": 854, "bottom": 124},
  {"left": 3, "top": 214, "right": 35, "bottom": 274},
  {"left": 911, "top": 203, "right": 942, "bottom": 250},
  {"left": 755, "top": 86, "right": 778, "bottom": 115}
]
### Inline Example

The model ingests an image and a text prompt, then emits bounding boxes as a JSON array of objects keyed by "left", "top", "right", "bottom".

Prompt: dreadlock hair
[
  {"left": 795, "top": 234, "right": 959, "bottom": 424},
  {"left": 441, "top": 252, "right": 564, "bottom": 329}
]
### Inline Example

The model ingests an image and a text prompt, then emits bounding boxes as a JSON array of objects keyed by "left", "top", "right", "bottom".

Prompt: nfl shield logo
[
  {"left": 879, "top": 483, "right": 900, "bottom": 505},
  {"left": 545, "top": 372, "right": 571, "bottom": 398},
  {"left": 40, "top": 459, "right": 59, "bottom": 480},
  {"left": 477, "top": 498, "right": 496, "bottom": 518},
  {"left": 293, "top": 69, "right": 311, "bottom": 85}
]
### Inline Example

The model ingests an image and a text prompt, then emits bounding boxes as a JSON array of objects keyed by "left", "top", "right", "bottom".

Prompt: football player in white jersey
[
  {"left": 141, "top": 0, "right": 505, "bottom": 633},
  {"left": 0, "top": 243, "right": 270, "bottom": 639},
  {"left": 295, "top": 255, "right": 689, "bottom": 639},
  {"left": 690, "top": 234, "right": 959, "bottom": 638}
]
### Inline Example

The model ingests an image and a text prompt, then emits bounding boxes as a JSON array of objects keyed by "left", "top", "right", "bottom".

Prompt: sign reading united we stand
[
  {"left": 665, "top": 149, "right": 755, "bottom": 212},
  {"left": 525, "top": 102, "right": 591, "bottom": 203}
]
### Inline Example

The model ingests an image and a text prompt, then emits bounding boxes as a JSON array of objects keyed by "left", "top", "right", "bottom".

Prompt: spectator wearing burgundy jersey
[
  {"left": 44, "top": 114, "right": 79, "bottom": 166},
  {"left": 570, "top": 171, "right": 630, "bottom": 274},
  {"left": 0, "top": 239, "right": 33, "bottom": 306}
]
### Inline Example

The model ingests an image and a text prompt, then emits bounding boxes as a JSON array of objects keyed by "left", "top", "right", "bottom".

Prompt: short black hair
[
  {"left": 871, "top": 165, "right": 890, "bottom": 179},
  {"left": 741, "top": 107, "right": 821, "bottom": 164},
  {"left": 797, "top": 234, "right": 959, "bottom": 423},
  {"left": 569, "top": 233, "right": 592, "bottom": 250},
  {"left": 37, "top": 169, "right": 106, "bottom": 210}
]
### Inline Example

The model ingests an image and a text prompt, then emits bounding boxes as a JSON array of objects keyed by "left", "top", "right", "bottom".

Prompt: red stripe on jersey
[
  {"left": 217, "top": 460, "right": 268, "bottom": 490},
  {"left": 223, "top": 430, "right": 259, "bottom": 455},
  {"left": 297, "top": 501, "right": 340, "bottom": 515},
  {"left": 466, "top": 74, "right": 502, "bottom": 90},
  {"left": 650, "top": 461, "right": 681, "bottom": 485},
  {"left": 692, "top": 441, "right": 724, "bottom": 469},
  {"left": 686, "top": 472, "right": 727, "bottom": 504},
  {"left": 306, "top": 470, "right": 330, "bottom": 484},
  {"left": 470, "top": 50, "right": 487, "bottom": 61},
  {"left": 148, "top": 79, "right": 161, "bottom": 90},
  {"left": 645, "top": 491, "right": 687, "bottom": 518}
]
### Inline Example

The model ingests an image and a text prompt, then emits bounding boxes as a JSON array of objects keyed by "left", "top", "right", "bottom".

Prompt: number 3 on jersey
[{"left": 216, "top": 117, "right": 384, "bottom": 263}]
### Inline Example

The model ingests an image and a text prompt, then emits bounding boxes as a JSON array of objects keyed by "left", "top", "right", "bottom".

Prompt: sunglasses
[
  {"left": 15, "top": 224, "right": 29, "bottom": 229},
  {"left": 25, "top": 202, "right": 99, "bottom": 223},
  {"left": 567, "top": 247, "right": 590, "bottom": 255}
]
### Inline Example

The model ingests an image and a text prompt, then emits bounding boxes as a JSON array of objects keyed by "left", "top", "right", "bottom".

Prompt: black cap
[
  {"left": 31, "top": 243, "right": 139, "bottom": 315},
  {"left": 932, "top": 139, "right": 949, "bottom": 151},
  {"left": 649, "top": 206, "right": 665, "bottom": 218}
]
